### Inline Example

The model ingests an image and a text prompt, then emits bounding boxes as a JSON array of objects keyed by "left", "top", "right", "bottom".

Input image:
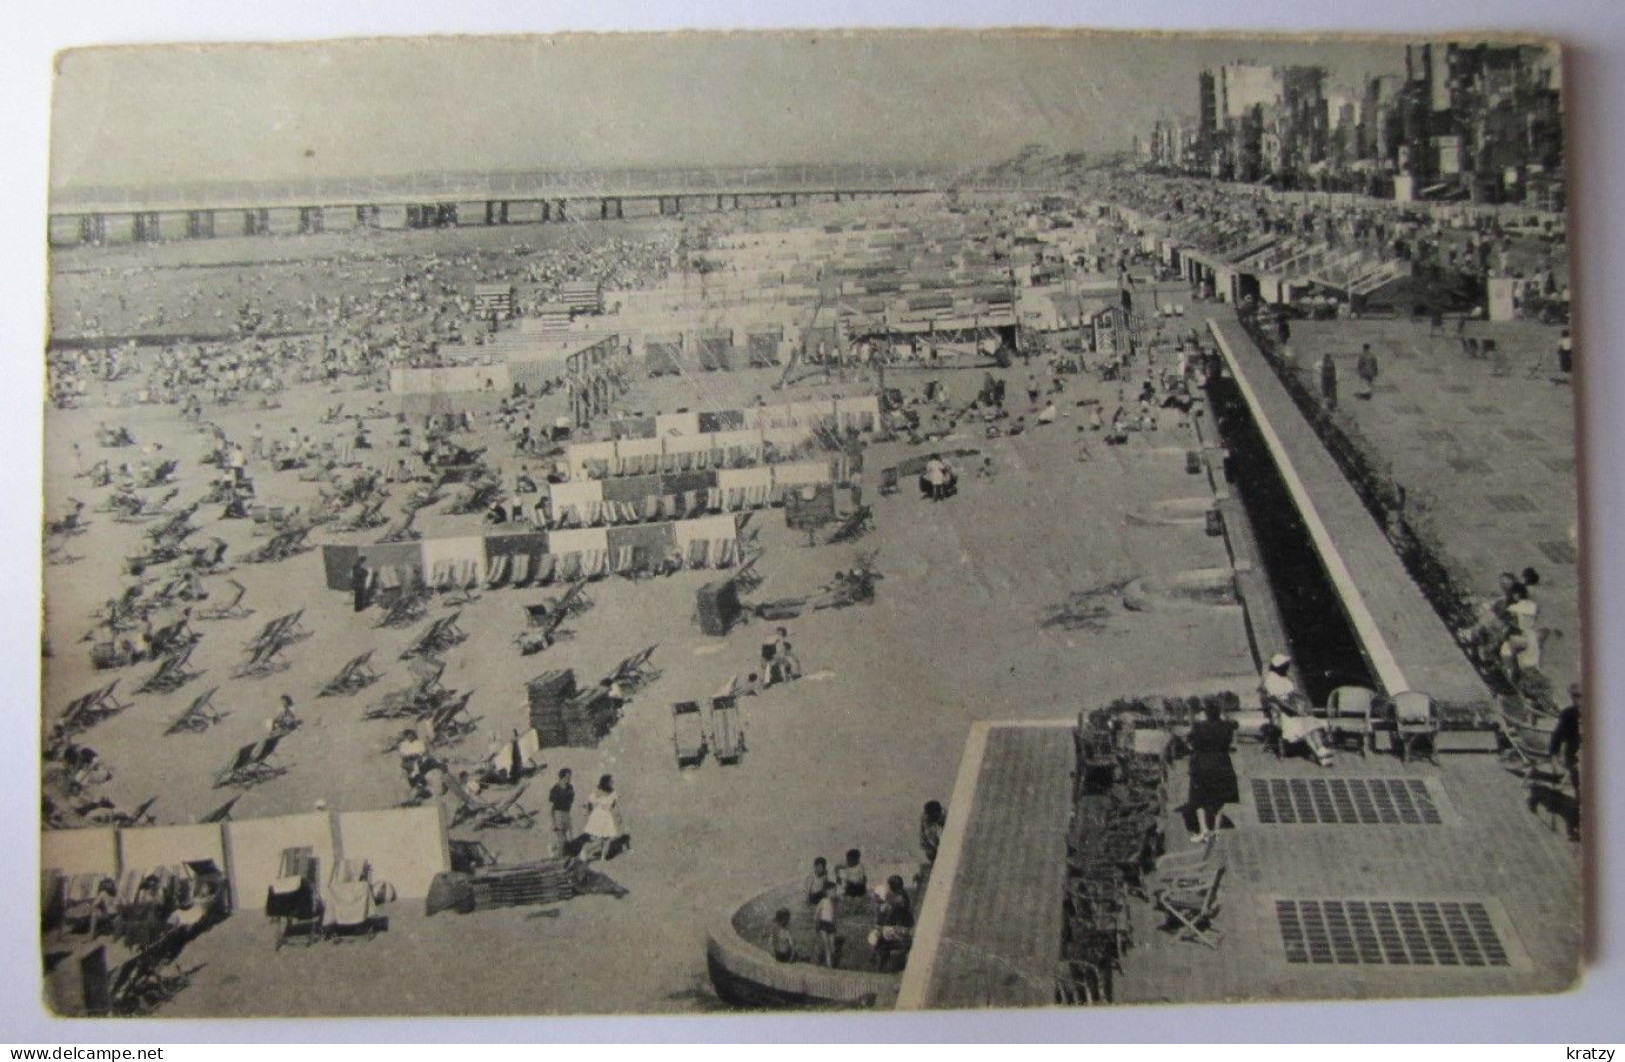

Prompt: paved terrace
[
  {"left": 1287, "top": 317, "right": 1582, "bottom": 695},
  {"left": 1205, "top": 311, "right": 1493, "bottom": 713},
  {"left": 903, "top": 724, "right": 1580, "bottom": 1009}
]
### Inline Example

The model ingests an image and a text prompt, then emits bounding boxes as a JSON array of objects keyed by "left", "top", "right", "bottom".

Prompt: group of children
[{"left": 767, "top": 848, "right": 918, "bottom": 973}]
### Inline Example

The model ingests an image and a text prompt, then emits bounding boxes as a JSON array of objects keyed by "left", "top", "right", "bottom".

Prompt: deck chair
[
  {"left": 444, "top": 773, "right": 536, "bottom": 830},
  {"left": 672, "top": 701, "right": 708, "bottom": 768},
  {"left": 197, "top": 579, "right": 251, "bottom": 621},
  {"left": 483, "top": 554, "right": 511, "bottom": 590},
  {"left": 1327, "top": 686, "right": 1376, "bottom": 758},
  {"left": 424, "top": 691, "right": 481, "bottom": 747},
  {"left": 214, "top": 734, "right": 286, "bottom": 789},
  {"left": 319, "top": 650, "right": 380, "bottom": 697},
  {"left": 1153, "top": 864, "right": 1225, "bottom": 949},
  {"left": 1501, "top": 713, "right": 1564, "bottom": 783},
  {"left": 198, "top": 794, "right": 241, "bottom": 824},
  {"left": 710, "top": 696, "right": 746, "bottom": 765},
  {"left": 268, "top": 848, "right": 323, "bottom": 949},
  {"left": 826, "top": 505, "right": 875, "bottom": 544},
  {"left": 614, "top": 645, "right": 661, "bottom": 692},
  {"left": 1392, "top": 691, "right": 1440, "bottom": 765},
  {"left": 686, "top": 539, "right": 711, "bottom": 569},
  {"left": 234, "top": 632, "right": 293, "bottom": 678},
  {"left": 1143, "top": 833, "right": 1221, "bottom": 896},
  {"left": 166, "top": 687, "right": 227, "bottom": 735},
  {"left": 366, "top": 659, "right": 448, "bottom": 719},
  {"left": 376, "top": 585, "right": 429, "bottom": 628},
  {"left": 322, "top": 860, "right": 378, "bottom": 941},
  {"left": 137, "top": 642, "right": 202, "bottom": 694}
]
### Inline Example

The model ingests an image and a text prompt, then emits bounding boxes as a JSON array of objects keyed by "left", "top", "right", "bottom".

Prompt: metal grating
[
  {"left": 1486, "top": 493, "right": 1539, "bottom": 513},
  {"left": 1252, "top": 778, "right": 1442, "bottom": 825},
  {"left": 1539, "top": 540, "right": 1578, "bottom": 565},
  {"left": 1277, "top": 899, "right": 1511, "bottom": 967}
]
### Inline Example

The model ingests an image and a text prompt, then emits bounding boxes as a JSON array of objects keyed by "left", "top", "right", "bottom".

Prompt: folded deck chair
[{"left": 687, "top": 539, "right": 711, "bottom": 569}]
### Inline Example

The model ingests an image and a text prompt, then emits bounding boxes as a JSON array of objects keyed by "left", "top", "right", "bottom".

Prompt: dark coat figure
[
  {"left": 1356, "top": 345, "right": 1380, "bottom": 398},
  {"left": 351, "top": 558, "right": 370, "bottom": 613},
  {"left": 1186, "top": 713, "right": 1239, "bottom": 836},
  {"left": 1320, "top": 354, "right": 1339, "bottom": 410}
]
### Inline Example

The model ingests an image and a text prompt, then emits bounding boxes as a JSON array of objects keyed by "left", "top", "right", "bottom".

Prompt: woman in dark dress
[{"left": 1187, "top": 702, "right": 1239, "bottom": 843}]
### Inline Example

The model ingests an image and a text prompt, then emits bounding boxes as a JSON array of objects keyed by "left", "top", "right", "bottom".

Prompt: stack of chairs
[{"left": 1059, "top": 718, "right": 1175, "bottom": 1003}]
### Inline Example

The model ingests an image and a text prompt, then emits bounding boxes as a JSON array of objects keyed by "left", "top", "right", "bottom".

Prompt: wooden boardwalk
[
  {"left": 900, "top": 723, "right": 1075, "bottom": 1010},
  {"left": 1206, "top": 312, "right": 1492, "bottom": 712}
]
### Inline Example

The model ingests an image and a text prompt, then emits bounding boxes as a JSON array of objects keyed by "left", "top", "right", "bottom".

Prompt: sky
[{"left": 48, "top": 31, "right": 1418, "bottom": 190}]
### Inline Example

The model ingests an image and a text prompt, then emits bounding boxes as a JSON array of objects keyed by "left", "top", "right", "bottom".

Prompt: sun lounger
[
  {"left": 672, "top": 701, "right": 708, "bottom": 768},
  {"left": 711, "top": 696, "right": 746, "bottom": 765}
]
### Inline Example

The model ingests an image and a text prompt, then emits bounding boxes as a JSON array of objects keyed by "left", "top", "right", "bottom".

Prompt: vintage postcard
[{"left": 40, "top": 29, "right": 1579, "bottom": 1018}]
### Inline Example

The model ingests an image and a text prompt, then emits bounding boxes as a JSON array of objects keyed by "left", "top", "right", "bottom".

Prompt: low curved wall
[{"left": 705, "top": 871, "right": 913, "bottom": 1009}]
